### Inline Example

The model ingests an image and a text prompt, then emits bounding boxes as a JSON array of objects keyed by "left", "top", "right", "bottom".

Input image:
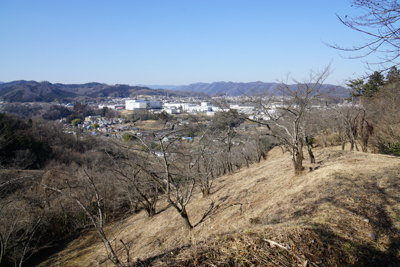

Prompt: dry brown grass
[
  {"left": 134, "top": 120, "right": 165, "bottom": 131},
  {"left": 37, "top": 145, "right": 400, "bottom": 266}
]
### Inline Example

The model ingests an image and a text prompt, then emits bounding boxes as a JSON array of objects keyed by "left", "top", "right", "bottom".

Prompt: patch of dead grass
[
  {"left": 134, "top": 120, "right": 164, "bottom": 131},
  {"left": 38, "top": 146, "right": 400, "bottom": 266}
]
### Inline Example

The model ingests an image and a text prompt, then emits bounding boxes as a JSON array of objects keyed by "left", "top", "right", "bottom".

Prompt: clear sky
[{"left": 0, "top": 0, "right": 377, "bottom": 86}]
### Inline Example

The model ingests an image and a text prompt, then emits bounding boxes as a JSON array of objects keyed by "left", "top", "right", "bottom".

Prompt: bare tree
[
  {"left": 217, "top": 129, "right": 237, "bottom": 174},
  {"left": 332, "top": 103, "right": 363, "bottom": 151},
  {"left": 107, "top": 148, "right": 161, "bottom": 217},
  {"left": 302, "top": 108, "right": 317, "bottom": 164},
  {"left": 31, "top": 169, "right": 122, "bottom": 265},
  {"left": 326, "top": 0, "right": 400, "bottom": 70},
  {"left": 192, "top": 134, "right": 216, "bottom": 197},
  {"left": 136, "top": 132, "right": 196, "bottom": 230},
  {"left": 244, "top": 65, "right": 335, "bottom": 175},
  {"left": 309, "top": 109, "right": 328, "bottom": 148},
  {"left": 11, "top": 150, "right": 36, "bottom": 170},
  {"left": 331, "top": 112, "right": 349, "bottom": 150},
  {"left": 0, "top": 172, "right": 51, "bottom": 267},
  {"left": 363, "top": 81, "right": 400, "bottom": 154},
  {"left": 251, "top": 133, "right": 270, "bottom": 163},
  {"left": 0, "top": 203, "right": 46, "bottom": 267},
  {"left": 358, "top": 109, "right": 374, "bottom": 152}
]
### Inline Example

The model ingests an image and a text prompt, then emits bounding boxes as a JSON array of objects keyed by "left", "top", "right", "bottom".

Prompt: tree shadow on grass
[
  {"left": 263, "top": 166, "right": 400, "bottom": 266},
  {"left": 309, "top": 225, "right": 400, "bottom": 266},
  {"left": 194, "top": 193, "right": 234, "bottom": 228},
  {"left": 27, "top": 228, "right": 99, "bottom": 266},
  {"left": 194, "top": 199, "right": 214, "bottom": 227},
  {"left": 155, "top": 203, "right": 171, "bottom": 215},
  {"left": 122, "top": 165, "right": 400, "bottom": 266}
]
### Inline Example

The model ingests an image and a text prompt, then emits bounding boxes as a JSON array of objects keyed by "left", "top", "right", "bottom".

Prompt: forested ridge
[{"left": 0, "top": 80, "right": 209, "bottom": 103}]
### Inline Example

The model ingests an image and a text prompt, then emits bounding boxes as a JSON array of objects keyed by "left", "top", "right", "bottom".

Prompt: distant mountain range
[
  {"left": 174, "top": 82, "right": 278, "bottom": 96},
  {"left": 0, "top": 80, "right": 345, "bottom": 103},
  {"left": 0, "top": 81, "right": 209, "bottom": 103},
  {"left": 136, "top": 84, "right": 185, "bottom": 90},
  {"left": 145, "top": 81, "right": 343, "bottom": 97}
]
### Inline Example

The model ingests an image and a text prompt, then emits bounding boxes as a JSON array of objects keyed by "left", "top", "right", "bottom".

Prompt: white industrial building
[
  {"left": 125, "top": 100, "right": 162, "bottom": 110},
  {"left": 162, "top": 107, "right": 179, "bottom": 114},
  {"left": 163, "top": 103, "right": 181, "bottom": 109},
  {"left": 167, "top": 102, "right": 225, "bottom": 114},
  {"left": 98, "top": 104, "right": 125, "bottom": 110},
  {"left": 160, "top": 101, "right": 223, "bottom": 115},
  {"left": 230, "top": 104, "right": 255, "bottom": 113}
]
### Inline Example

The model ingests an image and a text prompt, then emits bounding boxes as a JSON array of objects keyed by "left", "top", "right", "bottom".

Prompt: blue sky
[{"left": 0, "top": 0, "right": 376, "bottom": 86}]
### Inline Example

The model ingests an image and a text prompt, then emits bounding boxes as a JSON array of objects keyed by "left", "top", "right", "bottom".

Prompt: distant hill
[
  {"left": 0, "top": 81, "right": 209, "bottom": 102},
  {"left": 171, "top": 81, "right": 343, "bottom": 96},
  {"left": 0, "top": 80, "right": 344, "bottom": 102},
  {"left": 180, "top": 81, "right": 278, "bottom": 96},
  {"left": 137, "top": 84, "right": 185, "bottom": 90},
  {"left": 0, "top": 81, "right": 78, "bottom": 102}
]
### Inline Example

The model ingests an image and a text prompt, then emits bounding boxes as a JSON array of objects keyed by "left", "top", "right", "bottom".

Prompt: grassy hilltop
[{"left": 36, "top": 145, "right": 400, "bottom": 267}]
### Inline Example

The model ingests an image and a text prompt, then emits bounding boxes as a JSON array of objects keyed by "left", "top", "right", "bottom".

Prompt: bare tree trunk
[
  {"left": 348, "top": 130, "right": 355, "bottom": 151},
  {"left": 339, "top": 130, "right": 346, "bottom": 150},
  {"left": 360, "top": 137, "right": 368, "bottom": 152},
  {"left": 305, "top": 136, "right": 315, "bottom": 164},
  {"left": 202, "top": 188, "right": 210, "bottom": 197},
  {"left": 179, "top": 207, "right": 193, "bottom": 230},
  {"left": 146, "top": 206, "right": 156, "bottom": 217},
  {"left": 298, "top": 140, "right": 304, "bottom": 161},
  {"left": 98, "top": 229, "right": 120, "bottom": 265},
  {"left": 307, "top": 145, "right": 316, "bottom": 164},
  {"left": 227, "top": 161, "right": 233, "bottom": 174},
  {"left": 292, "top": 141, "right": 304, "bottom": 176},
  {"left": 348, "top": 126, "right": 359, "bottom": 151},
  {"left": 354, "top": 140, "right": 359, "bottom": 151},
  {"left": 320, "top": 132, "right": 327, "bottom": 148},
  {"left": 293, "top": 156, "right": 304, "bottom": 176},
  {"left": 359, "top": 115, "right": 373, "bottom": 153}
]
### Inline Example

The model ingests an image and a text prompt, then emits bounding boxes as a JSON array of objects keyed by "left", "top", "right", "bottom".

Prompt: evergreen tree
[
  {"left": 385, "top": 66, "right": 400, "bottom": 84},
  {"left": 346, "top": 79, "right": 364, "bottom": 101},
  {"left": 346, "top": 71, "right": 385, "bottom": 101},
  {"left": 363, "top": 71, "right": 385, "bottom": 98}
]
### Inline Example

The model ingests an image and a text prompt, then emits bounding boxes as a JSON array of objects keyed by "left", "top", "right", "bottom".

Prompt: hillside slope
[
  {"left": 172, "top": 81, "right": 279, "bottom": 96},
  {"left": 37, "top": 146, "right": 400, "bottom": 266},
  {"left": 172, "top": 81, "right": 343, "bottom": 97},
  {"left": 0, "top": 81, "right": 209, "bottom": 102}
]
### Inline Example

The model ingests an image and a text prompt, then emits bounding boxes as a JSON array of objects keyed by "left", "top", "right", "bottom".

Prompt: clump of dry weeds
[{"left": 131, "top": 225, "right": 397, "bottom": 266}]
